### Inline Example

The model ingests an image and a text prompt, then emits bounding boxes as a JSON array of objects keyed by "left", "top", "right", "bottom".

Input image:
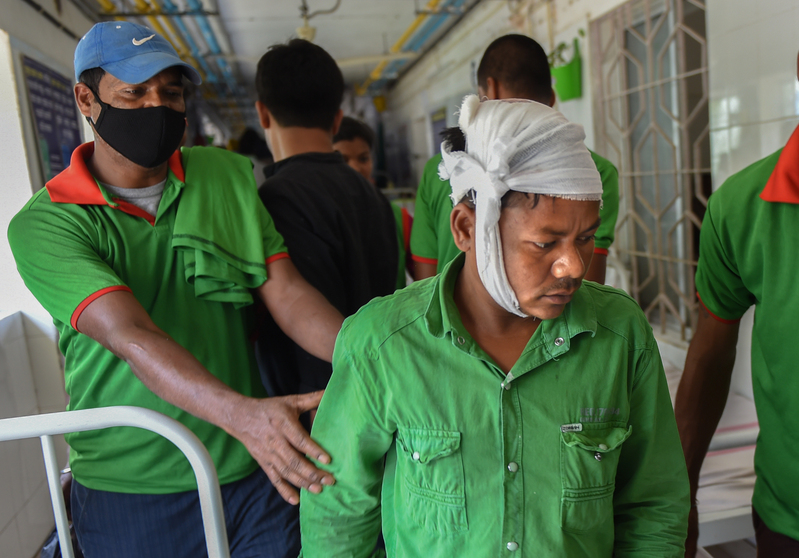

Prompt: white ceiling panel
[{"left": 216, "top": 0, "right": 423, "bottom": 87}]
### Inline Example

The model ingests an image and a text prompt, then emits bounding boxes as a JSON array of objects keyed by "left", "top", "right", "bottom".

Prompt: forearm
[
  {"left": 109, "top": 321, "right": 247, "bottom": 434},
  {"left": 78, "top": 289, "right": 333, "bottom": 503},
  {"left": 259, "top": 258, "right": 344, "bottom": 362},
  {"left": 674, "top": 338, "right": 736, "bottom": 496}
]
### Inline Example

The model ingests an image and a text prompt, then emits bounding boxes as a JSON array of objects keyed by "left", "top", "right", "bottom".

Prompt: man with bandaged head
[{"left": 299, "top": 96, "right": 689, "bottom": 557}]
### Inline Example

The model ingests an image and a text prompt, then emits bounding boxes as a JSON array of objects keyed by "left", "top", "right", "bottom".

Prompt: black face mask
[{"left": 87, "top": 89, "right": 186, "bottom": 168}]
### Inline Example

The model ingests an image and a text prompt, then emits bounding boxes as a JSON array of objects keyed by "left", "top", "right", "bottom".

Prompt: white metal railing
[{"left": 0, "top": 406, "right": 230, "bottom": 558}]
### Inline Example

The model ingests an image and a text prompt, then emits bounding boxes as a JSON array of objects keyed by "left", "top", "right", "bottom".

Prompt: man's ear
[
  {"left": 331, "top": 109, "right": 344, "bottom": 136},
  {"left": 255, "top": 100, "right": 272, "bottom": 130},
  {"left": 484, "top": 77, "right": 500, "bottom": 100},
  {"left": 74, "top": 83, "right": 95, "bottom": 119},
  {"left": 451, "top": 202, "right": 476, "bottom": 252}
]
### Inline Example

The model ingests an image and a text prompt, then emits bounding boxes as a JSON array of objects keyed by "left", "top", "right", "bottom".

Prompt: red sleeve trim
[
  {"left": 71, "top": 285, "right": 133, "bottom": 332},
  {"left": 697, "top": 293, "right": 742, "bottom": 324},
  {"left": 401, "top": 208, "right": 413, "bottom": 253},
  {"left": 411, "top": 254, "right": 438, "bottom": 265},
  {"left": 593, "top": 247, "right": 609, "bottom": 256},
  {"left": 265, "top": 252, "right": 290, "bottom": 265}
]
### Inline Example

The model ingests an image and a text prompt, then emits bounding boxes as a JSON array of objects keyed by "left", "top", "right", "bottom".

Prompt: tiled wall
[
  {"left": 0, "top": 313, "right": 67, "bottom": 558},
  {"left": 707, "top": 0, "right": 799, "bottom": 186}
]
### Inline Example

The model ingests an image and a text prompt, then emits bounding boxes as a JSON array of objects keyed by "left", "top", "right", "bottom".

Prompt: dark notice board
[{"left": 21, "top": 55, "right": 82, "bottom": 182}]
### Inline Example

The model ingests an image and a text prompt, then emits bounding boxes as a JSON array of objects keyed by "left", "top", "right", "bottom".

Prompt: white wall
[
  {"left": 0, "top": 0, "right": 92, "bottom": 327},
  {"left": 384, "top": 0, "right": 512, "bottom": 182},
  {"left": 384, "top": 0, "right": 629, "bottom": 186},
  {"left": 0, "top": 3, "right": 92, "bottom": 555},
  {"left": 706, "top": 0, "right": 799, "bottom": 400}
]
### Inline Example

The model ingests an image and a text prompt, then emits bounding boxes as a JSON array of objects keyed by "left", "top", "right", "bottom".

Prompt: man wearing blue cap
[{"left": 7, "top": 22, "right": 343, "bottom": 558}]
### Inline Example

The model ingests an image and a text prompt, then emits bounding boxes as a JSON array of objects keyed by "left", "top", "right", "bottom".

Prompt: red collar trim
[
  {"left": 760, "top": 124, "right": 799, "bottom": 204},
  {"left": 45, "top": 142, "right": 185, "bottom": 205}
]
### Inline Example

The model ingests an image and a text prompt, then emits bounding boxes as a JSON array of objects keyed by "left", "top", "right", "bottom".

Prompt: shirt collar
[
  {"left": 424, "top": 252, "right": 598, "bottom": 347},
  {"left": 45, "top": 142, "right": 185, "bottom": 206},
  {"left": 760, "top": 123, "right": 799, "bottom": 204}
]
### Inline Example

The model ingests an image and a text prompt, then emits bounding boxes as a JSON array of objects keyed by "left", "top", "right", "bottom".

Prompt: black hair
[
  {"left": 255, "top": 39, "right": 344, "bottom": 130},
  {"left": 477, "top": 34, "right": 552, "bottom": 104},
  {"left": 441, "top": 126, "right": 466, "bottom": 152},
  {"left": 237, "top": 127, "right": 272, "bottom": 160},
  {"left": 79, "top": 67, "right": 106, "bottom": 92},
  {"left": 333, "top": 117, "right": 375, "bottom": 149},
  {"left": 442, "top": 126, "right": 540, "bottom": 209}
]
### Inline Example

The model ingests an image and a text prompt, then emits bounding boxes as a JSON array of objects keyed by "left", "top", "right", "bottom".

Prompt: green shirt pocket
[
  {"left": 560, "top": 423, "right": 632, "bottom": 534},
  {"left": 396, "top": 427, "right": 468, "bottom": 533}
]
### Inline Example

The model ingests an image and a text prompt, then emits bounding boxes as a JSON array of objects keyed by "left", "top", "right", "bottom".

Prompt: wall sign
[{"left": 21, "top": 56, "right": 82, "bottom": 181}]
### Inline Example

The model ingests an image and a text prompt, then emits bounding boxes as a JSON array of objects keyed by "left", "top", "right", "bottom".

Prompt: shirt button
[
  {"left": 501, "top": 382, "right": 511, "bottom": 390},
  {"left": 507, "top": 541, "right": 519, "bottom": 551},
  {"left": 598, "top": 443, "right": 608, "bottom": 450},
  {"left": 457, "top": 336, "right": 465, "bottom": 345},
  {"left": 412, "top": 451, "right": 420, "bottom": 461},
  {"left": 554, "top": 337, "right": 565, "bottom": 346},
  {"left": 507, "top": 462, "right": 519, "bottom": 473}
]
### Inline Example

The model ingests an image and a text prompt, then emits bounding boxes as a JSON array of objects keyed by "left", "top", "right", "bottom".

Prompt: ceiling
[
  {"left": 66, "top": 0, "right": 481, "bottom": 132},
  {"left": 219, "top": 0, "right": 422, "bottom": 86}
]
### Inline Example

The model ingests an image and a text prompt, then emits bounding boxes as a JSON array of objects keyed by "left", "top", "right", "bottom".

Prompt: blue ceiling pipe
[
  {"left": 184, "top": 0, "right": 244, "bottom": 97},
  {"left": 160, "top": 0, "right": 220, "bottom": 85}
]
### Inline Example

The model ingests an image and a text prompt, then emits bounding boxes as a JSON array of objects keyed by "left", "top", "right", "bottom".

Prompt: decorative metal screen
[{"left": 591, "top": 0, "right": 710, "bottom": 341}]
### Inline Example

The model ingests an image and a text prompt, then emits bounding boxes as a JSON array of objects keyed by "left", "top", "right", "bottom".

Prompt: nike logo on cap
[{"left": 132, "top": 35, "right": 156, "bottom": 46}]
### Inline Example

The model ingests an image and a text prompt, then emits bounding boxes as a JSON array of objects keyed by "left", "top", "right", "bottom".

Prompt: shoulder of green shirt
[
  {"left": 336, "top": 277, "right": 436, "bottom": 356},
  {"left": 580, "top": 282, "right": 654, "bottom": 350},
  {"left": 589, "top": 150, "right": 617, "bottom": 176},
  {"left": 588, "top": 150, "right": 619, "bottom": 252},
  {"left": 181, "top": 144, "right": 255, "bottom": 173},
  {"left": 410, "top": 153, "right": 448, "bottom": 264},
  {"left": 694, "top": 148, "right": 782, "bottom": 322},
  {"left": 708, "top": 148, "right": 782, "bottom": 211}
]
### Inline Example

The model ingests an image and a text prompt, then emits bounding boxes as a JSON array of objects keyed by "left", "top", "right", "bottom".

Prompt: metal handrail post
[{"left": 41, "top": 434, "right": 74, "bottom": 558}]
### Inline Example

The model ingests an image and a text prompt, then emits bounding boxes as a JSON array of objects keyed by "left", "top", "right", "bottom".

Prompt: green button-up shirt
[{"left": 300, "top": 255, "right": 688, "bottom": 557}]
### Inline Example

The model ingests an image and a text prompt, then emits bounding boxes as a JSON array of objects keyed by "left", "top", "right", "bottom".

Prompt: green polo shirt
[
  {"left": 300, "top": 254, "right": 689, "bottom": 557},
  {"left": 695, "top": 146, "right": 799, "bottom": 540},
  {"left": 410, "top": 151, "right": 620, "bottom": 272},
  {"left": 8, "top": 143, "right": 287, "bottom": 494}
]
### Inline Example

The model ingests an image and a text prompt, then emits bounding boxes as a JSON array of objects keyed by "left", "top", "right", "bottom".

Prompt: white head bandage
[{"left": 439, "top": 95, "right": 602, "bottom": 317}]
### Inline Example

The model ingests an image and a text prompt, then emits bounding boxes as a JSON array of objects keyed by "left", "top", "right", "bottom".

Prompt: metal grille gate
[{"left": 591, "top": 0, "right": 710, "bottom": 341}]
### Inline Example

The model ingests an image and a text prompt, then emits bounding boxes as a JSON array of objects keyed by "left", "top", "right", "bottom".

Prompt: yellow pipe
[
  {"left": 133, "top": 0, "right": 178, "bottom": 54},
  {"left": 97, "top": 0, "right": 117, "bottom": 17},
  {"left": 356, "top": 0, "right": 442, "bottom": 95}
]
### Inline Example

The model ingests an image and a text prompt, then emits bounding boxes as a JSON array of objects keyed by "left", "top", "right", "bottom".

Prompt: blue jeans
[{"left": 71, "top": 468, "right": 300, "bottom": 558}]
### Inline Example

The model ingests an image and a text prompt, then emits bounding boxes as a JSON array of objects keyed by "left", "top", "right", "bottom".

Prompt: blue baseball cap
[{"left": 74, "top": 21, "right": 202, "bottom": 85}]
